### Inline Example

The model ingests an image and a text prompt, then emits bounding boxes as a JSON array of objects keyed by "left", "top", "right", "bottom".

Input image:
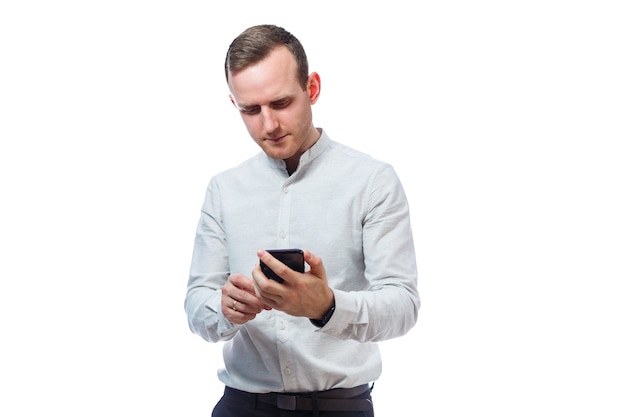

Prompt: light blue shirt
[{"left": 185, "top": 130, "right": 420, "bottom": 393}]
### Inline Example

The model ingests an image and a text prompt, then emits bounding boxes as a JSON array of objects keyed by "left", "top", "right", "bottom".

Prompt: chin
[{"left": 263, "top": 146, "right": 296, "bottom": 161}]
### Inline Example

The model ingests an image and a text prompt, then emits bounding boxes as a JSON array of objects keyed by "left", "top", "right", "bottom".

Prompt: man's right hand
[{"left": 221, "top": 273, "right": 271, "bottom": 325}]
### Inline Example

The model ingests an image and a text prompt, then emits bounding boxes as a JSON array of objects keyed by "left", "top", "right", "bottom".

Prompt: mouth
[{"left": 265, "top": 134, "right": 288, "bottom": 144}]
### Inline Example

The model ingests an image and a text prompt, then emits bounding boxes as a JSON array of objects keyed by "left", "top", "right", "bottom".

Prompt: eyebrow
[{"left": 236, "top": 95, "right": 292, "bottom": 111}]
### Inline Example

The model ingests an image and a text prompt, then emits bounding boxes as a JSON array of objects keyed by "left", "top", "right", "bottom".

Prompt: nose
[{"left": 261, "top": 107, "right": 280, "bottom": 134}]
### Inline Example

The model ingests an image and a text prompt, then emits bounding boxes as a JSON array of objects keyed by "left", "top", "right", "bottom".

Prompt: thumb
[{"left": 304, "top": 250, "right": 326, "bottom": 280}]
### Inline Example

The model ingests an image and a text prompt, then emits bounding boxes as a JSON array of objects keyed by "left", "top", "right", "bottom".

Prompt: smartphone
[{"left": 260, "top": 248, "right": 304, "bottom": 283}]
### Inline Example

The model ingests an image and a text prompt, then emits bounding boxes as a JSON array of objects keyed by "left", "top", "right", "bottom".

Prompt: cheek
[
  {"left": 240, "top": 116, "right": 261, "bottom": 137},
  {"left": 293, "top": 106, "right": 312, "bottom": 131}
]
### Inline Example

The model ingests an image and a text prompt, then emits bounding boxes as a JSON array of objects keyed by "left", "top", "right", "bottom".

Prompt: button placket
[{"left": 276, "top": 181, "right": 292, "bottom": 243}]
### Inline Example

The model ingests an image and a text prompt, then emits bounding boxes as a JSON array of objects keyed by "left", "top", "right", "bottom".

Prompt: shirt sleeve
[
  {"left": 184, "top": 178, "right": 240, "bottom": 342},
  {"left": 319, "top": 164, "right": 420, "bottom": 341}
]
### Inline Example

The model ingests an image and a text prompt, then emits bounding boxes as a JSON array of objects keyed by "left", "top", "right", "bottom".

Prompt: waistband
[{"left": 225, "top": 384, "right": 373, "bottom": 412}]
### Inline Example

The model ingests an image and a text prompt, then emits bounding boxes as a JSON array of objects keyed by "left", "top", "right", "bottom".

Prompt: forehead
[{"left": 228, "top": 46, "right": 301, "bottom": 106}]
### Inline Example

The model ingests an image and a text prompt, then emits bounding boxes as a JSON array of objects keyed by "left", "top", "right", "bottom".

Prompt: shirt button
[
  {"left": 279, "top": 231, "right": 286, "bottom": 239},
  {"left": 283, "top": 187, "right": 289, "bottom": 194},
  {"left": 283, "top": 368, "right": 292, "bottom": 375},
  {"left": 279, "top": 322, "right": 286, "bottom": 330}
]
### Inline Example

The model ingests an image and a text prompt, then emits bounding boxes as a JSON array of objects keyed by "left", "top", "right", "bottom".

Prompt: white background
[{"left": 1, "top": 1, "right": 625, "bottom": 416}]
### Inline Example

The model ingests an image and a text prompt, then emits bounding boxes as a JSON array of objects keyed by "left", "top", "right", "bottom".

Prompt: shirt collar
[{"left": 264, "top": 128, "right": 330, "bottom": 173}]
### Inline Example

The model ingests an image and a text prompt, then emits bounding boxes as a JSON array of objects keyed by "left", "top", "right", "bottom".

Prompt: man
[{"left": 185, "top": 24, "right": 420, "bottom": 417}]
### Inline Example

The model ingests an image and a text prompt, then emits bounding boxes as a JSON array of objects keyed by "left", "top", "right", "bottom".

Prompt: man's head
[
  {"left": 225, "top": 24, "right": 309, "bottom": 90},
  {"left": 225, "top": 25, "right": 321, "bottom": 174}
]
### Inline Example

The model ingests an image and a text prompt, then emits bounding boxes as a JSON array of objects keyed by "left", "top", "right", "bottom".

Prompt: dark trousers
[{"left": 211, "top": 385, "right": 375, "bottom": 417}]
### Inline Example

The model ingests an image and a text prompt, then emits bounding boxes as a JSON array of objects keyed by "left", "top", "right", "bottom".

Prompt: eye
[
  {"left": 240, "top": 106, "right": 260, "bottom": 115},
  {"left": 271, "top": 99, "right": 290, "bottom": 109}
]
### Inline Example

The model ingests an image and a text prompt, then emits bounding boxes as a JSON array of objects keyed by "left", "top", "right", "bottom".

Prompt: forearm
[
  {"left": 185, "top": 181, "right": 241, "bottom": 342},
  {"left": 317, "top": 164, "right": 420, "bottom": 341},
  {"left": 319, "top": 285, "right": 419, "bottom": 342},
  {"left": 185, "top": 285, "right": 239, "bottom": 342}
]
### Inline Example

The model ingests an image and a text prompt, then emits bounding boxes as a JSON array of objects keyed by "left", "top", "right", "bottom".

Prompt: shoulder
[
  {"left": 325, "top": 139, "right": 395, "bottom": 176},
  {"left": 210, "top": 152, "right": 267, "bottom": 183}
]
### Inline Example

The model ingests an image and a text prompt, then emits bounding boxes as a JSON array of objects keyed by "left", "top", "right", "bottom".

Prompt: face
[{"left": 227, "top": 46, "right": 321, "bottom": 172}]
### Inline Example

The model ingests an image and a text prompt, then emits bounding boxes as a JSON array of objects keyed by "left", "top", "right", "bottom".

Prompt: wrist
[{"left": 310, "top": 299, "right": 335, "bottom": 328}]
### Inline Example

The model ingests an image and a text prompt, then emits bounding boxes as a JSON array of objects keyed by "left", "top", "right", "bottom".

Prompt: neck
[{"left": 285, "top": 127, "right": 321, "bottom": 175}]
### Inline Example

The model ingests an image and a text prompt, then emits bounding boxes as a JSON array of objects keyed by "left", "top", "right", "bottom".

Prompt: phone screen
[{"left": 260, "top": 249, "right": 304, "bottom": 283}]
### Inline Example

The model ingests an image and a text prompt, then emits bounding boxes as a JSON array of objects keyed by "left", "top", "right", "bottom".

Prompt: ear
[{"left": 307, "top": 72, "right": 321, "bottom": 104}]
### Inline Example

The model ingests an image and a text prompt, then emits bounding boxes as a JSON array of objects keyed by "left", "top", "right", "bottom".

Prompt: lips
[{"left": 265, "top": 134, "right": 288, "bottom": 143}]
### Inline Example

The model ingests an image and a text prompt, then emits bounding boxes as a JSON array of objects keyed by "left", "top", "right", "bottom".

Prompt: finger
[
  {"left": 222, "top": 293, "right": 261, "bottom": 324},
  {"left": 257, "top": 250, "right": 296, "bottom": 284},
  {"left": 229, "top": 273, "right": 257, "bottom": 294},
  {"left": 251, "top": 264, "right": 283, "bottom": 303},
  {"left": 224, "top": 278, "right": 267, "bottom": 314},
  {"left": 303, "top": 250, "right": 326, "bottom": 280}
]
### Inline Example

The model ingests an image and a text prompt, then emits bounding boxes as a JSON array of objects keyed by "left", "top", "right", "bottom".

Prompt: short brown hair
[{"left": 224, "top": 24, "right": 309, "bottom": 90}]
